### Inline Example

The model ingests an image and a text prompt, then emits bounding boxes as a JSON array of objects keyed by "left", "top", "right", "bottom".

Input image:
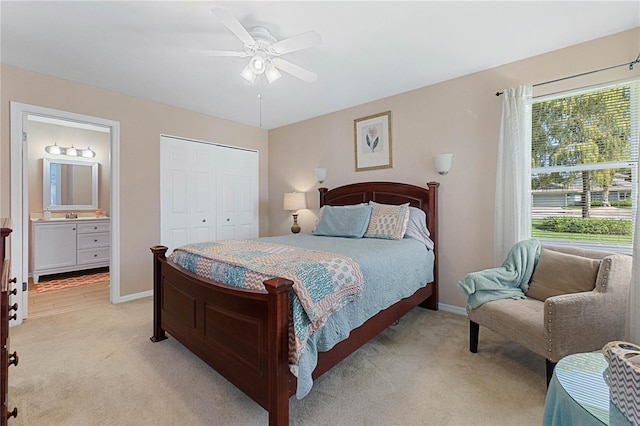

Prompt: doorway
[{"left": 10, "top": 102, "right": 121, "bottom": 324}]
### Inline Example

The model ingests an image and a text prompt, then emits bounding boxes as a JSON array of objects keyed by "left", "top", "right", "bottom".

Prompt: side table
[{"left": 542, "top": 352, "right": 631, "bottom": 426}]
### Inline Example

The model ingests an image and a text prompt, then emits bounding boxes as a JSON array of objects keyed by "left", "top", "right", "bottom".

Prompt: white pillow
[
  {"left": 364, "top": 201, "right": 410, "bottom": 240},
  {"left": 403, "top": 207, "right": 434, "bottom": 250}
]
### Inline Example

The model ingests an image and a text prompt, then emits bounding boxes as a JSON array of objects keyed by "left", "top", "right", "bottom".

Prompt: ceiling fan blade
[
  {"left": 211, "top": 7, "right": 256, "bottom": 46},
  {"left": 271, "top": 58, "right": 317, "bottom": 83},
  {"left": 190, "top": 49, "right": 248, "bottom": 57},
  {"left": 271, "top": 30, "right": 322, "bottom": 55}
]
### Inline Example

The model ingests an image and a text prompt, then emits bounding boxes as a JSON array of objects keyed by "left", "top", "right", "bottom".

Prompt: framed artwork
[{"left": 354, "top": 111, "right": 392, "bottom": 172}]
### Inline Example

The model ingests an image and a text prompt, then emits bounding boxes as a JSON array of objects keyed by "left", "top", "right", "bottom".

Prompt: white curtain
[
  {"left": 630, "top": 191, "right": 640, "bottom": 343},
  {"left": 494, "top": 85, "right": 533, "bottom": 265}
]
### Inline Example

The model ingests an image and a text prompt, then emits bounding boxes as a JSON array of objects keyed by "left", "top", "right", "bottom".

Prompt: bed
[{"left": 150, "top": 181, "right": 439, "bottom": 425}]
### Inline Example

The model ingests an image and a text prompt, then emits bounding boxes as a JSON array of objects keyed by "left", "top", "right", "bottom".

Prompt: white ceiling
[{"left": 2, "top": 1, "right": 639, "bottom": 129}]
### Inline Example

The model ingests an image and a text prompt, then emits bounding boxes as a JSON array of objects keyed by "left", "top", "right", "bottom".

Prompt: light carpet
[{"left": 8, "top": 297, "right": 546, "bottom": 425}]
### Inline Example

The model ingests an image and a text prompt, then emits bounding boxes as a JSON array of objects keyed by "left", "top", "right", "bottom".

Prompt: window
[{"left": 531, "top": 80, "right": 639, "bottom": 253}]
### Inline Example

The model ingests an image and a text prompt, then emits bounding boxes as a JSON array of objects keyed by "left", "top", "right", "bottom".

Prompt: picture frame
[{"left": 354, "top": 111, "right": 392, "bottom": 172}]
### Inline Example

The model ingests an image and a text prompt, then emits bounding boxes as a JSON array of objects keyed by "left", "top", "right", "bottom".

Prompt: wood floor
[{"left": 27, "top": 279, "right": 110, "bottom": 320}]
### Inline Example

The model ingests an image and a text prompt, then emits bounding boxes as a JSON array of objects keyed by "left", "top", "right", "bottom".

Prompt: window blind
[{"left": 531, "top": 79, "right": 639, "bottom": 253}]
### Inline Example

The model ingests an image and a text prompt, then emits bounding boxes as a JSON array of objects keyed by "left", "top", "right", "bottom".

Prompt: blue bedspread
[
  {"left": 169, "top": 233, "right": 434, "bottom": 399},
  {"left": 260, "top": 234, "right": 434, "bottom": 398}
]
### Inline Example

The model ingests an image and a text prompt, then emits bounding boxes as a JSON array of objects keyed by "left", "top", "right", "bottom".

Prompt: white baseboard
[
  {"left": 438, "top": 303, "right": 467, "bottom": 316},
  {"left": 114, "top": 289, "right": 153, "bottom": 304}
]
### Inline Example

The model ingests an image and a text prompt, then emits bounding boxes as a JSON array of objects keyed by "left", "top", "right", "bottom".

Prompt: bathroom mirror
[{"left": 43, "top": 157, "right": 98, "bottom": 210}]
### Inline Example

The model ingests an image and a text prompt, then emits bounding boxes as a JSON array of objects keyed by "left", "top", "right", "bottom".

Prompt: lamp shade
[
  {"left": 283, "top": 192, "right": 307, "bottom": 211},
  {"left": 315, "top": 168, "right": 327, "bottom": 183},
  {"left": 82, "top": 147, "right": 96, "bottom": 158},
  {"left": 265, "top": 61, "right": 282, "bottom": 84},
  {"left": 433, "top": 154, "right": 454, "bottom": 175},
  {"left": 45, "top": 142, "right": 62, "bottom": 155},
  {"left": 65, "top": 145, "right": 78, "bottom": 156}
]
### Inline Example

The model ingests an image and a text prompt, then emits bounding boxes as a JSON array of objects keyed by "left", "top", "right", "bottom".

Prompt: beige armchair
[{"left": 467, "top": 244, "right": 633, "bottom": 384}]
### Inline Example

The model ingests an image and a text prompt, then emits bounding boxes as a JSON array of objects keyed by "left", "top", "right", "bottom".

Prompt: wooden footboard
[
  {"left": 151, "top": 245, "right": 293, "bottom": 424},
  {"left": 150, "top": 181, "right": 439, "bottom": 425}
]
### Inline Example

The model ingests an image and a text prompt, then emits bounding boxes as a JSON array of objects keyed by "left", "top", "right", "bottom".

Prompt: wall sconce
[
  {"left": 315, "top": 168, "right": 327, "bottom": 184},
  {"left": 433, "top": 154, "right": 454, "bottom": 175},
  {"left": 45, "top": 143, "right": 95, "bottom": 158},
  {"left": 283, "top": 192, "right": 307, "bottom": 234}
]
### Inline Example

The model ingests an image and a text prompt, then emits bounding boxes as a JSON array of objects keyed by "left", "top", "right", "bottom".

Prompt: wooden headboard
[{"left": 318, "top": 181, "right": 439, "bottom": 249}]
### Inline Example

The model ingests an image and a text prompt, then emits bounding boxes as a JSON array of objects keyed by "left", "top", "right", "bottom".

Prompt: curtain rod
[{"left": 495, "top": 53, "right": 640, "bottom": 96}]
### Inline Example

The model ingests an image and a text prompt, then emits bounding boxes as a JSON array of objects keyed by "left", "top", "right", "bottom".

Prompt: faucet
[{"left": 65, "top": 212, "right": 78, "bottom": 219}]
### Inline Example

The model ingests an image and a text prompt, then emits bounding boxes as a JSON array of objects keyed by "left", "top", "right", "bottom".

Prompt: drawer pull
[
  {"left": 8, "top": 351, "right": 18, "bottom": 367},
  {"left": 94, "top": 226, "right": 98, "bottom": 230},
  {"left": 9, "top": 313, "right": 17, "bottom": 321},
  {"left": 94, "top": 254, "right": 98, "bottom": 257},
  {"left": 9, "top": 303, "right": 18, "bottom": 312},
  {"left": 72, "top": 228, "right": 76, "bottom": 231},
  {"left": 94, "top": 239, "right": 98, "bottom": 242},
  {"left": 9, "top": 277, "right": 17, "bottom": 284},
  {"left": 10, "top": 288, "right": 17, "bottom": 296},
  {"left": 7, "top": 407, "right": 18, "bottom": 419}
]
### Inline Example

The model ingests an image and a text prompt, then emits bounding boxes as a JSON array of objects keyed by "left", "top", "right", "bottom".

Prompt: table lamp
[{"left": 283, "top": 192, "right": 307, "bottom": 234}]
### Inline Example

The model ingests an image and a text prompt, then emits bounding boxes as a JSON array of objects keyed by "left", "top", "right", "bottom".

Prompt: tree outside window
[{"left": 531, "top": 81, "right": 639, "bottom": 253}]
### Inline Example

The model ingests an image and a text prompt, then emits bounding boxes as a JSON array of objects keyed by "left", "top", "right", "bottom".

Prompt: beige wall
[
  {"left": 1, "top": 64, "right": 269, "bottom": 297},
  {"left": 268, "top": 28, "right": 640, "bottom": 309}
]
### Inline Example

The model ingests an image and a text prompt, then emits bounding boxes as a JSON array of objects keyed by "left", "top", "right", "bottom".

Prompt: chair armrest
[
  {"left": 545, "top": 289, "right": 628, "bottom": 362},
  {"left": 594, "top": 254, "right": 633, "bottom": 294}
]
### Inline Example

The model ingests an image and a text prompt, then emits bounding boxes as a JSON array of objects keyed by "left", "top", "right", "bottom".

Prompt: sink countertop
[{"left": 32, "top": 216, "right": 109, "bottom": 222}]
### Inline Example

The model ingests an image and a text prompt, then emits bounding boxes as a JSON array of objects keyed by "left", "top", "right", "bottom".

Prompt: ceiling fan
[{"left": 200, "top": 7, "right": 322, "bottom": 84}]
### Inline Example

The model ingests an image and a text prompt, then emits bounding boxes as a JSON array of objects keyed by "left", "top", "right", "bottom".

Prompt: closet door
[
  {"left": 160, "top": 136, "right": 217, "bottom": 253},
  {"left": 216, "top": 146, "right": 258, "bottom": 241}
]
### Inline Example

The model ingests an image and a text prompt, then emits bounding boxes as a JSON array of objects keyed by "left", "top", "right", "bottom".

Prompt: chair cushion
[{"left": 526, "top": 247, "right": 600, "bottom": 301}]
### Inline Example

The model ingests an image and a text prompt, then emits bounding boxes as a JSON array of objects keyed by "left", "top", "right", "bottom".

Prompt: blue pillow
[{"left": 312, "top": 205, "right": 372, "bottom": 238}]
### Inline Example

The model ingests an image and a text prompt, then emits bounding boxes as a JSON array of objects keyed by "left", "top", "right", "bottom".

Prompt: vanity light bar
[{"left": 45, "top": 143, "right": 95, "bottom": 158}]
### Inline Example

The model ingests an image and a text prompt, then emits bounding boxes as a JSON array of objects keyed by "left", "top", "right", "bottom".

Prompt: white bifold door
[{"left": 160, "top": 135, "right": 258, "bottom": 253}]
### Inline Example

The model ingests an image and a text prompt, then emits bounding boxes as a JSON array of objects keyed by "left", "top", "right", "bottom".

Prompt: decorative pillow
[
  {"left": 312, "top": 205, "right": 372, "bottom": 238},
  {"left": 364, "top": 202, "right": 410, "bottom": 240},
  {"left": 403, "top": 207, "right": 434, "bottom": 250},
  {"left": 526, "top": 248, "right": 601, "bottom": 301},
  {"left": 314, "top": 203, "right": 367, "bottom": 232}
]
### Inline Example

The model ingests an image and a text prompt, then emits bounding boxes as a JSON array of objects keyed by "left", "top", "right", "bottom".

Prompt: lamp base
[{"left": 291, "top": 213, "right": 301, "bottom": 234}]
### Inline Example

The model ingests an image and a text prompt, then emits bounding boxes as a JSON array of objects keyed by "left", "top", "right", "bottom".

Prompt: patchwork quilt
[{"left": 168, "top": 240, "right": 365, "bottom": 369}]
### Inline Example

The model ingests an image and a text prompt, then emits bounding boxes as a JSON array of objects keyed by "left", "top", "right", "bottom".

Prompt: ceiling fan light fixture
[
  {"left": 265, "top": 61, "right": 282, "bottom": 84},
  {"left": 240, "top": 64, "right": 257, "bottom": 83},
  {"left": 248, "top": 54, "right": 266, "bottom": 74}
]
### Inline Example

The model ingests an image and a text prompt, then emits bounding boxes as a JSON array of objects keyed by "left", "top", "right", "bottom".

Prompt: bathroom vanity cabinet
[{"left": 32, "top": 218, "right": 110, "bottom": 283}]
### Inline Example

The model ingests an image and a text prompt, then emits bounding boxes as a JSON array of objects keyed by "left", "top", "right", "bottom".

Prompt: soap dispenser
[{"left": 44, "top": 209, "right": 52, "bottom": 220}]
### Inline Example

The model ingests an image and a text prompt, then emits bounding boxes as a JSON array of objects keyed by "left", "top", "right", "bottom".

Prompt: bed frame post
[
  {"left": 420, "top": 181, "right": 440, "bottom": 310},
  {"left": 264, "top": 277, "right": 294, "bottom": 426},
  {"left": 150, "top": 246, "right": 169, "bottom": 343}
]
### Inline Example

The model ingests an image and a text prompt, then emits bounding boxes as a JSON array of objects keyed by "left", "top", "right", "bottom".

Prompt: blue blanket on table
[{"left": 458, "top": 239, "right": 541, "bottom": 310}]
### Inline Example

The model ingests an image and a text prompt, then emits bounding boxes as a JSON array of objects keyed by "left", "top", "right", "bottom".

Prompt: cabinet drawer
[
  {"left": 77, "top": 222, "right": 110, "bottom": 234},
  {"left": 77, "top": 248, "right": 110, "bottom": 265},
  {"left": 77, "top": 233, "right": 110, "bottom": 249}
]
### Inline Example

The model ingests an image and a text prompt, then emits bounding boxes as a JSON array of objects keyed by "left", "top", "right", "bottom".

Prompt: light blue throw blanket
[{"left": 458, "top": 239, "right": 541, "bottom": 309}]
